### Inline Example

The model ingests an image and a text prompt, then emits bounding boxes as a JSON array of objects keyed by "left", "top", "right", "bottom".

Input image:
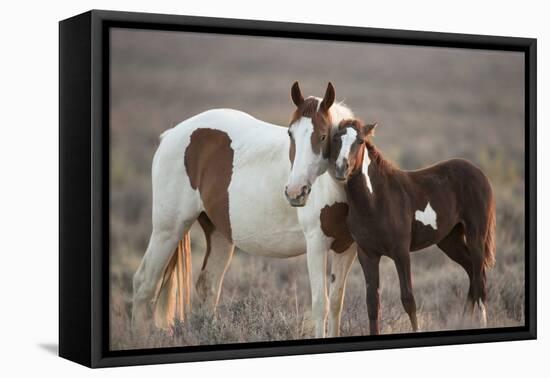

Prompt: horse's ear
[
  {"left": 320, "top": 82, "right": 335, "bottom": 112},
  {"left": 362, "top": 123, "right": 377, "bottom": 138},
  {"left": 291, "top": 81, "right": 304, "bottom": 107}
]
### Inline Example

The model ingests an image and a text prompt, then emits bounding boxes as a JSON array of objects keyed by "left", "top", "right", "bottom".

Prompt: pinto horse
[
  {"left": 132, "top": 82, "right": 356, "bottom": 338},
  {"left": 329, "top": 119, "right": 496, "bottom": 334}
]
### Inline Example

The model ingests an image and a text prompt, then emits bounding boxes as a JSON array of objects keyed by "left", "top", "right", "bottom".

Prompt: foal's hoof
[{"left": 478, "top": 302, "right": 488, "bottom": 327}]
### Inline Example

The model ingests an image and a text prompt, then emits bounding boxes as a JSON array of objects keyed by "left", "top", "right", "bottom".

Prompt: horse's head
[
  {"left": 285, "top": 81, "right": 353, "bottom": 207},
  {"left": 330, "top": 119, "right": 377, "bottom": 181}
]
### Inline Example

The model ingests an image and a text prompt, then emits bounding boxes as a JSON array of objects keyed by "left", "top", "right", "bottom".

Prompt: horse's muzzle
[{"left": 285, "top": 184, "right": 311, "bottom": 207}]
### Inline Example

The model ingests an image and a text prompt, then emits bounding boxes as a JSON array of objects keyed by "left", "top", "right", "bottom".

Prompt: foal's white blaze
[
  {"left": 415, "top": 202, "right": 438, "bottom": 230},
  {"left": 362, "top": 147, "right": 373, "bottom": 193},
  {"left": 336, "top": 128, "right": 357, "bottom": 168},
  {"left": 286, "top": 117, "right": 323, "bottom": 196}
]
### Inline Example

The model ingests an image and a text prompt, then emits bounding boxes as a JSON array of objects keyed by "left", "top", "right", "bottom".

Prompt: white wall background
[{"left": 0, "top": 0, "right": 546, "bottom": 375}]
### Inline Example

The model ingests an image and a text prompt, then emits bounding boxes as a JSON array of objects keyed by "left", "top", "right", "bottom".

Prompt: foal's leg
[
  {"left": 195, "top": 227, "right": 235, "bottom": 312},
  {"left": 465, "top": 234, "right": 488, "bottom": 327},
  {"left": 306, "top": 236, "right": 331, "bottom": 338},
  {"left": 392, "top": 248, "right": 418, "bottom": 332},
  {"left": 357, "top": 249, "right": 381, "bottom": 335},
  {"left": 437, "top": 225, "right": 475, "bottom": 322},
  {"left": 327, "top": 247, "right": 357, "bottom": 337}
]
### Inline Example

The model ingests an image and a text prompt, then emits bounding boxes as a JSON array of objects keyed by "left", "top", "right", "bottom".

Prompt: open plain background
[
  {"left": 110, "top": 27, "right": 524, "bottom": 350},
  {"left": 0, "top": 0, "right": 548, "bottom": 377}
]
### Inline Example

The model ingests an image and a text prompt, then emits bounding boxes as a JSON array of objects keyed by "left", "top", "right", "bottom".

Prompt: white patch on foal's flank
[
  {"left": 362, "top": 147, "right": 373, "bottom": 194},
  {"left": 415, "top": 202, "right": 438, "bottom": 230}
]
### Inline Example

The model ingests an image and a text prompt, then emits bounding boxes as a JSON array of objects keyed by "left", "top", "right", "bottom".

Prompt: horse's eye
[
  {"left": 357, "top": 139, "right": 364, "bottom": 144},
  {"left": 321, "top": 134, "right": 327, "bottom": 141}
]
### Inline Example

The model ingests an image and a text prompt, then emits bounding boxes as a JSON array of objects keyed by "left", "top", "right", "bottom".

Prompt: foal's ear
[
  {"left": 362, "top": 123, "right": 378, "bottom": 138},
  {"left": 291, "top": 81, "right": 304, "bottom": 107},
  {"left": 320, "top": 82, "right": 335, "bottom": 112}
]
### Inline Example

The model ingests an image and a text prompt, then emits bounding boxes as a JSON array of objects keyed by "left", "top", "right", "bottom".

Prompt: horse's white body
[
  {"left": 159, "top": 109, "right": 307, "bottom": 257},
  {"left": 133, "top": 107, "right": 356, "bottom": 338}
]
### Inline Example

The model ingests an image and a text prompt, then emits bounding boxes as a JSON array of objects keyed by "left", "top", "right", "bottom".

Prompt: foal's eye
[
  {"left": 357, "top": 139, "right": 364, "bottom": 144},
  {"left": 321, "top": 134, "right": 327, "bottom": 141},
  {"left": 287, "top": 130, "right": 292, "bottom": 137}
]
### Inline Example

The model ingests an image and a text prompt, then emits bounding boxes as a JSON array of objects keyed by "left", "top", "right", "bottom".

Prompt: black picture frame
[{"left": 59, "top": 9, "right": 537, "bottom": 368}]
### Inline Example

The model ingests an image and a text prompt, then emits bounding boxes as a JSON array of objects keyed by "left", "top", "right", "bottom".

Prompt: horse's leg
[
  {"left": 132, "top": 161, "right": 202, "bottom": 334},
  {"left": 357, "top": 249, "right": 381, "bottom": 335},
  {"left": 195, "top": 220, "right": 235, "bottom": 312},
  {"left": 437, "top": 225, "right": 475, "bottom": 323},
  {"left": 392, "top": 248, "right": 418, "bottom": 332},
  {"left": 327, "top": 247, "right": 357, "bottom": 337},
  {"left": 132, "top": 217, "right": 196, "bottom": 334},
  {"left": 306, "top": 236, "right": 330, "bottom": 338}
]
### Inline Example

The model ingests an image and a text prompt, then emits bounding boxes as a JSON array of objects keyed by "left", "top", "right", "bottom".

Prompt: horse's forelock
[
  {"left": 290, "top": 97, "right": 320, "bottom": 124},
  {"left": 290, "top": 97, "right": 354, "bottom": 128}
]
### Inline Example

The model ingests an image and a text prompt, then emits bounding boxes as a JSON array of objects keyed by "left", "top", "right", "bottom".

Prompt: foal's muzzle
[
  {"left": 284, "top": 184, "right": 311, "bottom": 207},
  {"left": 334, "top": 161, "right": 349, "bottom": 181}
]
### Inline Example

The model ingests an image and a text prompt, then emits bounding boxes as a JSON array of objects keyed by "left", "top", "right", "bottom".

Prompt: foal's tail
[
  {"left": 483, "top": 196, "right": 496, "bottom": 270},
  {"left": 154, "top": 233, "right": 193, "bottom": 329}
]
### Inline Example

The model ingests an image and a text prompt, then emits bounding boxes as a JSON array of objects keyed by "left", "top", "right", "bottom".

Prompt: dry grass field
[{"left": 109, "top": 28, "right": 525, "bottom": 350}]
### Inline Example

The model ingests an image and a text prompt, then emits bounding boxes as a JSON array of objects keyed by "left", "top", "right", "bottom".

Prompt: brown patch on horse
[
  {"left": 289, "top": 97, "right": 332, "bottom": 157},
  {"left": 289, "top": 82, "right": 335, "bottom": 158},
  {"left": 185, "top": 128, "right": 234, "bottom": 241},
  {"left": 197, "top": 212, "right": 215, "bottom": 271},
  {"left": 290, "top": 97, "right": 319, "bottom": 124},
  {"left": 320, "top": 202, "right": 353, "bottom": 253}
]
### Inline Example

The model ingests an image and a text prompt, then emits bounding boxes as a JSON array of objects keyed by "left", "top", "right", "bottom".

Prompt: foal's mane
[
  {"left": 341, "top": 118, "right": 397, "bottom": 176},
  {"left": 365, "top": 139, "right": 397, "bottom": 175}
]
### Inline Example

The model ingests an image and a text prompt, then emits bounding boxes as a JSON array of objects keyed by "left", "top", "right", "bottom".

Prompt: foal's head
[
  {"left": 285, "top": 81, "right": 354, "bottom": 206},
  {"left": 330, "top": 119, "right": 377, "bottom": 181}
]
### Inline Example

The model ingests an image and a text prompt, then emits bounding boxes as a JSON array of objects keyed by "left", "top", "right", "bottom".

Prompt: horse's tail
[
  {"left": 178, "top": 233, "right": 193, "bottom": 317},
  {"left": 483, "top": 195, "right": 496, "bottom": 270},
  {"left": 154, "top": 232, "right": 192, "bottom": 329}
]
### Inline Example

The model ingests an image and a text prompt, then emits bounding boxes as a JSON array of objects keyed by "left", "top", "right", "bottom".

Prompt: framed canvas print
[{"left": 59, "top": 10, "right": 537, "bottom": 368}]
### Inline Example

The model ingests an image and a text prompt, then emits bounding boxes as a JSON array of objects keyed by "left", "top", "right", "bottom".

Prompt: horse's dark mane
[{"left": 365, "top": 139, "right": 397, "bottom": 176}]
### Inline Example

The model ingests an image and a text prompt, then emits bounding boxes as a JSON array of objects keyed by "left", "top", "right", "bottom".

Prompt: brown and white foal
[{"left": 330, "top": 119, "right": 496, "bottom": 334}]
